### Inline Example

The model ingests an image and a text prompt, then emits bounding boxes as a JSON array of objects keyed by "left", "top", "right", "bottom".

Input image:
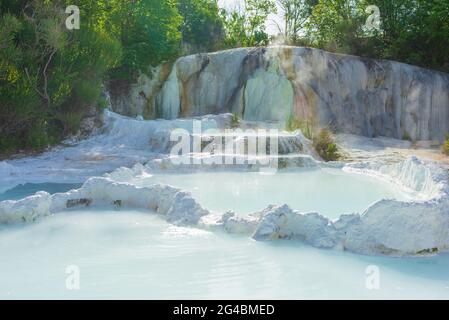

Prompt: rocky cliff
[{"left": 112, "top": 46, "right": 449, "bottom": 142}]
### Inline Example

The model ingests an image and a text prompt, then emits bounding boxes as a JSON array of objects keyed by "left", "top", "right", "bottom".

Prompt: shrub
[
  {"left": 285, "top": 115, "right": 314, "bottom": 140},
  {"left": 231, "top": 113, "right": 240, "bottom": 128},
  {"left": 26, "top": 121, "right": 50, "bottom": 151},
  {"left": 0, "top": 1, "right": 122, "bottom": 155},
  {"left": 278, "top": 158, "right": 288, "bottom": 169},
  {"left": 313, "top": 129, "right": 340, "bottom": 162},
  {"left": 443, "top": 134, "right": 449, "bottom": 156},
  {"left": 402, "top": 131, "right": 412, "bottom": 141}
]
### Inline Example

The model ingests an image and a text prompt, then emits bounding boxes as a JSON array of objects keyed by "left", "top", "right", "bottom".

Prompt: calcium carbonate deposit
[
  {"left": 1, "top": 109, "right": 448, "bottom": 257},
  {"left": 1, "top": 46, "right": 449, "bottom": 298}
]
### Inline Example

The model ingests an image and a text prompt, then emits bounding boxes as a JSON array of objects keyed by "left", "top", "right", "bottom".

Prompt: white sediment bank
[
  {"left": 210, "top": 156, "right": 449, "bottom": 256},
  {"left": 0, "top": 111, "right": 231, "bottom": 193},
  {"left": 0, "top": 177, "right": 208, "bottom": 225}
]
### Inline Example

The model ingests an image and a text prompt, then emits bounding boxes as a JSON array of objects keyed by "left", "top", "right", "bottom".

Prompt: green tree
[
  {"left": 178, "top": 0, "right": 224, "bottom": 53},
  {"left": 379, "top": 0, "right": 449, "bottom": 71},
  {"left": 306, "top": 0, "right": 368, "bottom": 54},
  {"left": 275, "top": 0, "right": 317, "bottom": 43},
  {"left": 107, "top": 0, "right": 182, "bottom": 80},
  {"left": 305, "top": 0, "right": 449, "bottom": 71},
  {"left": 0, "top": 0, "right": 121, "bottom": 154},
  {"left": 222, "top": 0, "right": 277, "bottom": 47}
]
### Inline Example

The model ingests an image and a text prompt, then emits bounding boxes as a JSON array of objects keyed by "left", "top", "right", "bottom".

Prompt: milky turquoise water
[
  {"left": 0, "top": 168, "right": 410, "bottom": 220},
  {"left": 0, "top": 169, "right": 443, "bottom": 299},
  {"left": 0, "top": 210, "right": 448, "bottom": 299},
  {"left": 133, "top": 168, "right": 411, "bottom": 219},
  {"left": 0, "top": 183, "right": 82, "bottom": 201}
]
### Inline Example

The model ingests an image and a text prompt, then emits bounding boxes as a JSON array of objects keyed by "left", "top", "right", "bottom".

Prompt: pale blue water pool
[
  {"left": 133, "top": 168, "right": 411, "bottom": 219},
  {"left": 0, "top": 183, "right": 82, "bottom": 201},
  {"left": 0, "top": 169, "right": 444, "bottom": 299},
  {"left": 0, "top": 210, "right": 448, "bottom": 299}
]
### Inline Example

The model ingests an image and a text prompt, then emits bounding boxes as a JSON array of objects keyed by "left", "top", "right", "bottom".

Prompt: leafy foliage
[
  {"left": 275, "top": 0, "right": 317, "bottom": 43},
  {"left": 402, "top": 131, "right": 412, "bottom": 142},
  {"left": 313, "top": 129, "right": 340, "bottom": 162},
  {"left": 443, "top": 134, "right": 449, "bottom": 156},
  {"left": 106, "top": 0, "right": 182, "bottom": 80},
  {"left": 231, "top": 113, "right": 240, "bottom": 128},
  {"left": 178, "top": 0, "right": 224, "bottom": 53},
  {"left": 0, "top": 0, "right": 220, "bottom": 155},
  {"left": 285, "top": 115, "right": 313, "bottom": 140},
  {"left": 285, "top": 115, "right": 339, "bottom": 161},
  {"left": 306, "top": 0, "right": 449, "bottom": 71},
  {"left": 221, "top": 0, "right": 277, "bottom": 47},
  {"left": 0, "top": 0, "right": 122, "bottom": 155}
]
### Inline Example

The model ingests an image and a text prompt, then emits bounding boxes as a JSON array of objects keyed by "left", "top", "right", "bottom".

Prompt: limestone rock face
[
  {"left": 147, "top": 46, "right": 449, "bottom": 141},
  {"left": 109, "top": 65, "right": 172, "bottom": 118}
]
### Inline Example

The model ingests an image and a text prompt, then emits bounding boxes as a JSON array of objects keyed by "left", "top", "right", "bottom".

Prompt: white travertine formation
[
  {"left": 0, "top": 192, "right": 52, "bottom": 224},
  {"left": 206, "top": 157, "right": 449, "bottom": 256},
  {"left": 1, "top": 155, "right": 448, "bottom": 257},
  {"left": 2, "top": 44, "right": 449, "bottom": 258},
  {"left": 147, "top": 46, "right": 449, "bottom": 141},
  {"left": 0, "top": 177, "right": 208, "bottom": 226}
]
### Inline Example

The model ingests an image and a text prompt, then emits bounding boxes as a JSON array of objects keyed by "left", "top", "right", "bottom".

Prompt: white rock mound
[
  {"left": 0, "top": 192, "right": 52, "bottom": 224},
  {"left": 143, "top": 46, "right": 449, "bottom": 142},
  {"left": 204, "top": 157, "right": 449, "bottom": 256},
  {"left": 0, "top": 177, "right": 209, "bottom": 226}
]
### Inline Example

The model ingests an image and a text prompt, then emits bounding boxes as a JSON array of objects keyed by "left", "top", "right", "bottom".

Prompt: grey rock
[{"left": 145, "top": 46, "right": 449, "bottom": 142}]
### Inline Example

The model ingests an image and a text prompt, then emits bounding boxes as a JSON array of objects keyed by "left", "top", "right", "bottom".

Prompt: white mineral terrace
[
  {"left": 1, "top": 107, "right": 449, "bottom": 299},
  {"left": 1, "top": 110, "right": 448, "bottom": 258}
]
